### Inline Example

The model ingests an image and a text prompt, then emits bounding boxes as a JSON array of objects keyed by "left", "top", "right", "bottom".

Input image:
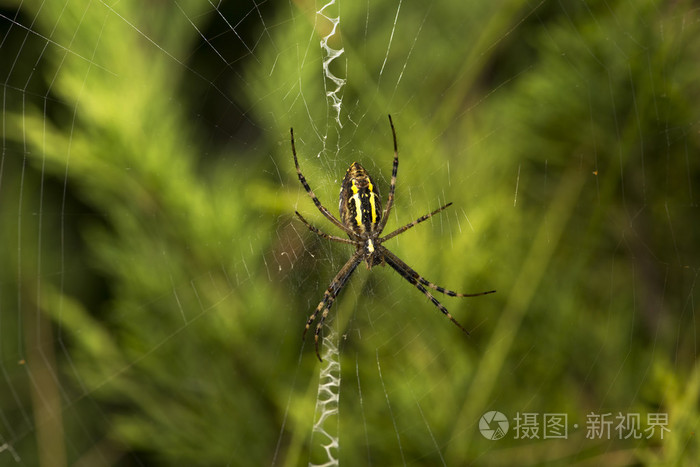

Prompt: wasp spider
[{"left": 292, "top": 115, "right": 495, "bottom": 361}]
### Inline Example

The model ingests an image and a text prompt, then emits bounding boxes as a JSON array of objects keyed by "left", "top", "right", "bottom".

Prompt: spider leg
[
  {"left": 290, "top": 128, "right": 354, "bottom": 235},
  {"left": 295, "top": 211, "right": 358, "bottom": 245},
  {"left": 380, "top": 202, "right": 453, "bottom": 243},
  {"left": 378, "top": 114, "right": 399, "bottom": 232},
  {"left": 382, "top": 246, "right": 495, "bottom": 297},
  {"left": 381, "top": 246, "right": 473, "bottom": 335},
  {"left": 303, "top": 250, "right": 363, "bottom": 361}
]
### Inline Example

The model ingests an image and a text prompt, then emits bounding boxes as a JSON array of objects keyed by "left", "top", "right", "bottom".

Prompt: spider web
[{"left": 1, "top": 0, "right": 699, "bottom": 465}]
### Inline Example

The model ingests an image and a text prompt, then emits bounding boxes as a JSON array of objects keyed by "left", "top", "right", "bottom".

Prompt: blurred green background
[{"left": 0, "top": 0, "right": 698, "bottom": 465}]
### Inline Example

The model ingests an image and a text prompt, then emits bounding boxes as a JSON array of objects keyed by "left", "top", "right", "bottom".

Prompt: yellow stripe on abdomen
[
  {"left": 369, "top": 192, "right": 378, "bottom": 224},
  {"left": 350, "top": 180, "right": 363, "bottom": 227}
]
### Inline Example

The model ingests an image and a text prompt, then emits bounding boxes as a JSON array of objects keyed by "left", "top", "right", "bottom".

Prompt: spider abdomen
[{"left": 339, "top": 162, "right": 383, "bottom": 236}]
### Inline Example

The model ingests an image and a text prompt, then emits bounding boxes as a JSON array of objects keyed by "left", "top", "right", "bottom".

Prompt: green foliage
[{"left": 1, "top": 0, "right": 698, "bottom": 465}]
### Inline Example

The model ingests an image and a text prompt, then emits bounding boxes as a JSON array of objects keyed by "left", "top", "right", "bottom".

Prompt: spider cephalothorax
[{"left": 291, "top": 115, "right": 495, "bottom": 361}]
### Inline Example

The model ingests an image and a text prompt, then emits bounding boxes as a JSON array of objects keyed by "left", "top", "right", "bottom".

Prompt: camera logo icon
[{"left": 479, "top": 411, "right": 509, "bottom": 440}]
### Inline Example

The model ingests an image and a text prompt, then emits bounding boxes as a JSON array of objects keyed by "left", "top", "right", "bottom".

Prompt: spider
[{"left": 291, "top": 115, "right": 495, "bottom": 361}]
